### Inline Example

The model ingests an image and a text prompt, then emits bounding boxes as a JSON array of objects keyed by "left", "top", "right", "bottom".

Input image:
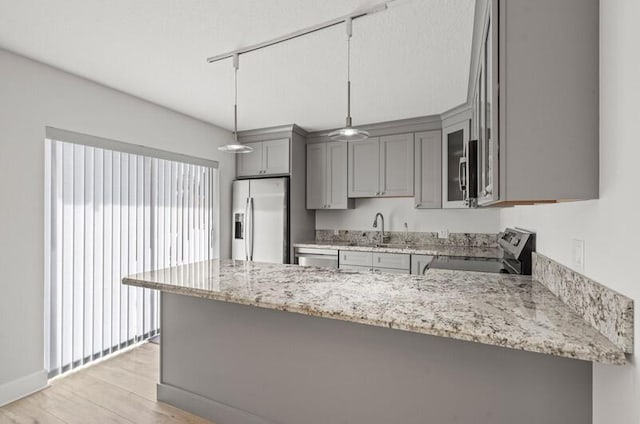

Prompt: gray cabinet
[
  {"left": 373, "top": 252, "right": 411, "bottom": 270},
  {"left": 348, "top": 134, "right": 414, "bottom": 198},
  {"left": 237, "top": 138, "right": 290, "bottom": 177},
  {"left": 340, "top": 251, "right": 372, "bottom": 268},
  {"left": 379, "top": 134, "right": 415, "bottom": 197},
  {"left": 414, "top": 131, "right": 442, "bottom": 209},
  {"left": 237, "top": 142, "right": 263, "bottom": 177},
  {"left": 442, "top": 120, "right": 470, "bottom": 208},
  {"left": 338, "top": 250, "right": 411, "bottom": 274},
  {"left": 468, "top": 0, "right": 599, "bottom": 205},
  {"left": 263, "top": 139, "right": 290, "bottom": 175},
  {"left": 347, "top": 138, "right": 380, "bottom": 197},
  {"left": 306, "top": 142, "right": 353, "bottom": 210},
  {"left": 306, "top": 143, "right": 326, "bottom": 209}
]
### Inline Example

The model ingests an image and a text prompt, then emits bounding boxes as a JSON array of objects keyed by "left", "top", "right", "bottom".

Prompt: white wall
[
  {"left": 316, "top": 198, "right": 501, "bottom": 234},
  {"left": 0, "top": 48, "right": 235, "bottom": 401},
  {"left": 500, "top": 1, "right": 640, "bottom": 422}
]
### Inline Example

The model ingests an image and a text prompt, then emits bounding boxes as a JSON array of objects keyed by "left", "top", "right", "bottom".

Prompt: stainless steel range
[{"left": 430, "top": 228, "right": 536, "bottom": 275}]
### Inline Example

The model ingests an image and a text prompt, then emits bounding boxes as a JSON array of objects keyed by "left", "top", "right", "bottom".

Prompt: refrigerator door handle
[
  {"left": 244, "top": 197, "right": 249, "bottom": 261},
  {"left": 249, "top": 197, "right": 255, "bottom": 261}
]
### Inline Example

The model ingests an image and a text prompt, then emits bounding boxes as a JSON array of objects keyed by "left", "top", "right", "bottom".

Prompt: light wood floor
[{"left": 0, "top": 343, "right": 214, "bottom": 424}]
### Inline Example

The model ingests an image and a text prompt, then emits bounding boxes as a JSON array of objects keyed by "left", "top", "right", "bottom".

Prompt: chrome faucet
[{"left": 372, "top": 212, "right": 390, "bottom": 244}]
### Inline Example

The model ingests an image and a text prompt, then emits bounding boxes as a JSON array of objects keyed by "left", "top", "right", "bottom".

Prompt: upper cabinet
[
  {"left": 348, "top": 134, "right": 414, "bottom": 198},
  {"left": 379, "top": 134, "right": 415, "bottom": 197},
  {"left": 306, "top": 141, "right": 353, "bottom": 210},
  {"left": 237, "top": 138, "right": 290, "bottom": 177},
  {"left": 469, "top": 0, "right": 599, "bottom": 205},
  {"left": 441, "top": 119, "right": 470, "bottom": 209},
  {"left": 414, "top": 131, "right": 442, "bottom": 209},
  {"left": 347, "top": 139, "right": 380, "bottom": 197}
]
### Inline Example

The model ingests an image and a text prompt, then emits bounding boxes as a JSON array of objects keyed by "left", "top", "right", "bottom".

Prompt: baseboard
[
  {"left": 157, "top": 383, "right": 273, "bottom": 424},
  {"left": 0, "top": 369, "right": 48, "bottom": 407}
]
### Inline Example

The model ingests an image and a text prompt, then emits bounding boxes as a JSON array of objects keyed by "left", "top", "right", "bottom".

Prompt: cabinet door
[
  {"left": 379, "top": 134, "right": 414, "bottom": 197},
  {"left": 478, "top": 4, "right": 500, "bottom": 205},
  {"left": 373, "top": 252, "right": 411, "bottom": 270},
  {"left": 236, "top": 142, "right": 263, "bottom": 177},
  {"left": 348, "top": 138, "right": 380, "bottom": 197},
  {"left": 306, "top": 143, "right": 326, "bottom": 209},
  {"left": 442, "top": 121, "right": 469, "bottom": 208},
  {"left": 326, "top": 142, "right": 349, "bottom": 209},
  {"left": 262, "top": 138, "right": 290, "bottom": 175},
  {"left": 339, "top": 250, "right": 373, "bottom": 267},
  {"left": 414, "top": 131, "right": 442, "bottom": 209}
]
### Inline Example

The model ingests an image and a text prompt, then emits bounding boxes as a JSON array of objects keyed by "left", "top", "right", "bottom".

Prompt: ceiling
[{"left": 0, "top": 0, "right": 475, "bottom": 132}]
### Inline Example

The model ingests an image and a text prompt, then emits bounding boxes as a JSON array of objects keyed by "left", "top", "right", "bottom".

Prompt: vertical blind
[{"left": 44, "top": 135, "right": 218, "bottom": 378}]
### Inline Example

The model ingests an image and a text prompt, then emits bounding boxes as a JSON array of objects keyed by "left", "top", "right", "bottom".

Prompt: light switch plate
[
  {"left": 438, "top": 229, "right": 449, "bottom": 239},
  {"left": 572, "top": 239, "right": 585, "bottom": 271}
]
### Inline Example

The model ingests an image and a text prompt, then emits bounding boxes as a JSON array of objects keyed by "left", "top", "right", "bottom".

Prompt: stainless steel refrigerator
[{"left": 232, "top": 177, "right": 289, "bottom": 263}]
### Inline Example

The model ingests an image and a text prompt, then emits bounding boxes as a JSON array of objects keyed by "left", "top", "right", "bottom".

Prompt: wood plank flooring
[{"left": 0, "top": 343, "right": 215, "bottom": 424}]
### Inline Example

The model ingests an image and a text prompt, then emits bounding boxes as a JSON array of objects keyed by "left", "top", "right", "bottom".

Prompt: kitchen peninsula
[{"left": 124, "top": 259, "right": 627, "bottom": 424}]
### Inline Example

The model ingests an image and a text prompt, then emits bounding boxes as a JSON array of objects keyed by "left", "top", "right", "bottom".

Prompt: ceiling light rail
[{"left": 205, "top": 1, "right": 391, "bottom": 64}]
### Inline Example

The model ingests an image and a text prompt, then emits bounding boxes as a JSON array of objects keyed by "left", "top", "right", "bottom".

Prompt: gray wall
[{"left": 0, "top": 48, "right": 235, "bottom": 401}]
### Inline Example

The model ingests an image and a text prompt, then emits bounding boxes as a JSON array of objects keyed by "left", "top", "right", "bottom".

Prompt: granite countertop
[
  {"left": 123, "top": 259, "right": 625, "bottom": 365},
  {"left": 294, "top": 241, "right": 503, "bottom": 259}
]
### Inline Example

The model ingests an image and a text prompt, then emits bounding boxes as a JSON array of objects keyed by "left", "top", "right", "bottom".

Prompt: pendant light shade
[
  {"left": 218, "top": 54, "right": 254, "bottom": 154},
  {"left": 329, "top": 17, "right": 368, "bottom": 142}
]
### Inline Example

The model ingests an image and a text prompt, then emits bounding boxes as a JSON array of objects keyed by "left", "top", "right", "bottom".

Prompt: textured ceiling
[{"left": 0, "top": 0, "right": 475, "bottom": 132}]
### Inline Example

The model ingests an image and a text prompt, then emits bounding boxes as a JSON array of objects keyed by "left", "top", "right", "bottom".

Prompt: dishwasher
[{"left": 295, "top": 248, "right": 339, "bottom": 269}]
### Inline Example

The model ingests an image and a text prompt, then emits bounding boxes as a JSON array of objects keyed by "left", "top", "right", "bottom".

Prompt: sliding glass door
[{"left": 44, "top": 131, "right": 218, "bottom": 378}]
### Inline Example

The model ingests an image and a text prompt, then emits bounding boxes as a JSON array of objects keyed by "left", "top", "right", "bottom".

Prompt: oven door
[{"left": 429, "top": 256, "right": 507, "bottom": 274}]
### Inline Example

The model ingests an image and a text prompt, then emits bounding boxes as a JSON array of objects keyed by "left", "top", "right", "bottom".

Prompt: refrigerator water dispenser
[{"left": 234, "top": 213, "right": 244, "bottom": 239}]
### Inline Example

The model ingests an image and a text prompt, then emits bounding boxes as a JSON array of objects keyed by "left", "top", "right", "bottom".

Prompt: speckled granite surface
[
  {"left": 294, "top": 241, "right": 503, "bottom": 259},
  {"left": 533, "top": 253, "right": 634, "bottom": 353},
  {"left": 123, "top": 259, "right": 626, "bottom": 364},
  {"left": 316, "top": 230, "right": 499, "bottom": 247}
]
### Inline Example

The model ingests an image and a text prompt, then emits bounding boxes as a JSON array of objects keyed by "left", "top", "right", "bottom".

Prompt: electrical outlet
[
  {"left": 572, "top": 239, "right": 585, "bottom": 271},
  {"left": 438, "top": 229, "right": 449, "bottom": 239}
]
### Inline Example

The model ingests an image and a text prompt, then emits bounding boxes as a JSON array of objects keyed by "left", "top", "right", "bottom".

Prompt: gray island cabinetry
[{"left": 123, "top": 259, "right": 626, "bottom": 424}]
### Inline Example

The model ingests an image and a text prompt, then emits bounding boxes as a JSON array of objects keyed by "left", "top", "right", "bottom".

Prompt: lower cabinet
[{"left": 339, "top": 251, "right": 411, "bottom": 274}]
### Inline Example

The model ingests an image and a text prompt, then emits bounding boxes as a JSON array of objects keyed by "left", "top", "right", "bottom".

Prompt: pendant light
[
  {"left": 328, "top": 17, "right": 369, "bottom": 142},
  {"left": 218, "top": 54, "right": 254, "bottom": 153}
]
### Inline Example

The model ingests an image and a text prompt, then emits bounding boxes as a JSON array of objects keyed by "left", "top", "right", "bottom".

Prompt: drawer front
[
  {"left": 339, "top": 251, "right": 373, "bottom": 267},
  {"left": 373, "top": 267, "right": 410, "bottom": 275},
  {"left": 373, "top": 253, "right": 410, "bottom": 270},
  {"left": 339, "top": 264, "right": 371, "bottom": 273}
]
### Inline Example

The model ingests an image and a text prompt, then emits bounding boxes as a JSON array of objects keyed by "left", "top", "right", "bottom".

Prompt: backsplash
[
  {"left": 315, "top": 230, "right": 499, "bottom": 247},
  {"left": 533, "top": 253, "right": 634, "bottom": 353}
]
